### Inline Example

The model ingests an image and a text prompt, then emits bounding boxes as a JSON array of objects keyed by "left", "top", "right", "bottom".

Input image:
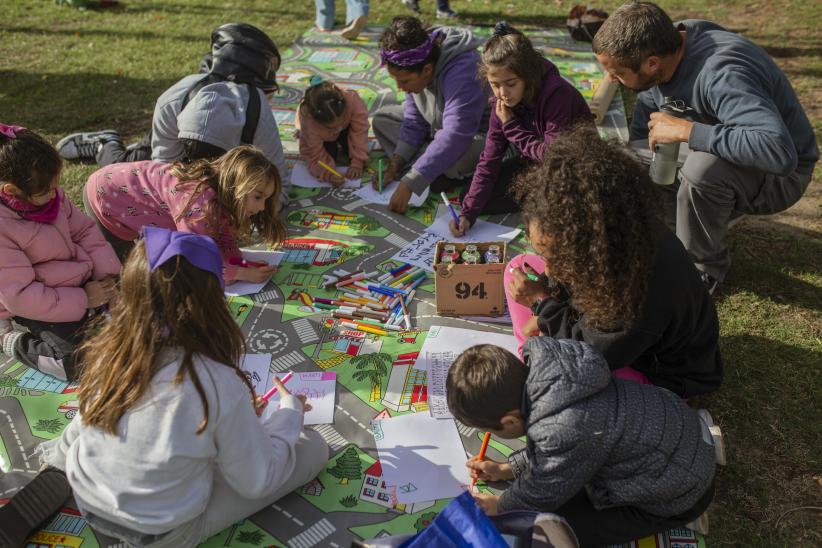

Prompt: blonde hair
[
  {"left": 170, "top": 145, "right": 287, "bottom": 247},
  {"left": 77, "top": 241, "right": 253, "bottom": 435}
]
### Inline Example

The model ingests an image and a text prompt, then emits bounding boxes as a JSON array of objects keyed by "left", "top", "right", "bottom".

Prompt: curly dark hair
[
  {"left": 511, "top": 125, "right": 655, "bottom": 331},
  {"left": 379, "top": 16, "right": 442, "bottom": 73},
  {"left": 300, "top": 81, "right": 347, "bottom": 125}
]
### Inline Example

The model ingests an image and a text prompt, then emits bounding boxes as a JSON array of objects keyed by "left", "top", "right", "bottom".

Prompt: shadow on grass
[
  {"left": 695, "top": 333, "right": 821, "bottom": 546},
  {"left": 0, "top": 70, "right": 177, "bottom": 136},
  {"left": 2, "top": 25, "right": 205, "bottom": 43},
  {"left": 456, "top": 12, "right": 567, "bottom": 29},
  {"left": 718, "top": 222, "right": 822, "bottom": 312}
]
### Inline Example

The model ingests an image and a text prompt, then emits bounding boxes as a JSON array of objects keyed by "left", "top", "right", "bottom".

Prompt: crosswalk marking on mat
[
  {"left": 288, "top": 518, "right": 336, "bottom": 548},
  {"left": 292, "top": 318, "right": 318, "bottom": 343},
  {"left": 385, "top": 233, "right": 410, "bottom": 248},
  {"left": 310, "top": 424, "right": 348, "bottom": 452},
  {"left": 272, "top": 350, "right": 307, "bottom": 372}
]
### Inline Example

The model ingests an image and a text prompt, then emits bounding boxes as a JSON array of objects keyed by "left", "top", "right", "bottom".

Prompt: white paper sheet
[
  {"left": 240, "top": 354, "right": 273, "bottom": 394},
  {"left": 389, "top": 213, "right": 521, "bottom": 272},
  {"left": 290, "top": 161, "right": 361, "bottom": 188},
  {"left": 420, "top": 326, "right": 519, "bottom": 419},
  {"left": 268, "top": 371, "right": 337, "bottom": 425},
  {"left": 372, "top": 412, "right": 471, "bottom": 503},
  {"left": 224, "top": 249, "right": 285, "bottom": 297},
  {"left": 353, "top": 180, "right": 429, "bottom": 207}
]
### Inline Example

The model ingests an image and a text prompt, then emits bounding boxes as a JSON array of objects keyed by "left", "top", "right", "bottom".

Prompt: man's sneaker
[
  {"left": 56, "top": 130, "right": 121, "bottom": 161},
  {"left": 401, "top": 0, "right": 421, "bottom": 14},
  {"left": 697, "top": 409, "right": 727, "bottom": 466},
  {"left": 685, "top": 511, "right": 710, "bottom": 535},
  {"left": 699, "top": 271, "right": 719, "bottom": 295},
  {"left": 341, "top": 15, "right": 368, "bottom": 40},
  {"left": 436, "top": 8, "right": 459, "bottom": 19}
]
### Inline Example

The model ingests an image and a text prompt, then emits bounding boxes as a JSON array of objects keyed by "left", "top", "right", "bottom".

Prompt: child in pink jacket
[
  {"left": 296, "top": 77, "right": 370, "bottom": 186},
  {"left": 83, "top": 145, "right": 287, "bottom": 285},
  {"left": 0, "top": 124, "right": 121, "bottom": 381}
]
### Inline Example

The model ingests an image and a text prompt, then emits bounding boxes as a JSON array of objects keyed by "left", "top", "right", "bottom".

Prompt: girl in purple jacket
[
  {"left": 0, "top": 125, "right": 120, "bottom": 381},
  {"left": 450, "top": 22, "right": 592, "bottom": 236}
]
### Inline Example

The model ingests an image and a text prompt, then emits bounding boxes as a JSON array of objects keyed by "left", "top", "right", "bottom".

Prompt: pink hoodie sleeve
[
  {"left": 64, "top": 194, "right": 122, "bottom": 280},
  {"left": 173, "top": 190, "right": 241, "bottom": 283},
  {"left": 297, "top": 109, "right": 337, "bottom": 182},
  {"left": 346, "top": 91, "right": 370, "bottom": 170},
  {"left": 0, "top": 231, "right": 88, "bottom": 323}
]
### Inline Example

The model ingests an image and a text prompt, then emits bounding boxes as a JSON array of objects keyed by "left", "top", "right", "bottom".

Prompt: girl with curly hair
[{"left": 506, "top": 125, "right": 722, "bottom": 398}]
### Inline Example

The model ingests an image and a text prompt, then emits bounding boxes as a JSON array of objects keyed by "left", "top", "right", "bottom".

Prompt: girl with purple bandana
[
  {"left": 1, "top": 228, "right": 327, "bottom": 548},
  {"left": 371, "top": 17, "right": 489, "bottom": 214},
  {"left": 0, "top": 124, "right": 120, "bottom": 382}
]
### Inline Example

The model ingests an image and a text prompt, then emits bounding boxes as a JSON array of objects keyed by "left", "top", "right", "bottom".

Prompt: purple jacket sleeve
[
  {"left": 459, "top": 101, "right": 509, "bottom": 224},
  {"left": 403, "top": 51, "right": 487, "bottom": 194},
  {"left": 395, "top": 94, "right": 431, "bottom": 161},
  {"left": 502, "top": 83, "right": 590, "bottom": 162}
]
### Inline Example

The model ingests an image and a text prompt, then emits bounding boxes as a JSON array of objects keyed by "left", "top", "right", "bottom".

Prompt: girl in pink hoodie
[
  {"left": 0, "top": 124, "right": 121, "bottom": 381},
  {"left": 296, "top": 77, "right": 370, "bottom": 186}
]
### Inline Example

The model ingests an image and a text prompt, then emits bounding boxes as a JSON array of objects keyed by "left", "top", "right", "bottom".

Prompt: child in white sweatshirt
[{"left": 13, "top": 227, "right": 328, "bottom": 548}]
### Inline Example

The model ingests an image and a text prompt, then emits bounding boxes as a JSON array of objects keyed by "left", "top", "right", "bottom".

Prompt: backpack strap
[
  {"left": 241, "top": 84, "right": 261, "bottom": 145},
  {"left": 179, "top": 76, "right": 261, "bottom": 148}
]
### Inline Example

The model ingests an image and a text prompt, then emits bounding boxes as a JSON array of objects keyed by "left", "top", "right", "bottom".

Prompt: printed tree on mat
[
  {"left": 414, "top": 511, "right": 438, "bottom": 532},
  {"left": 327, "top": 446, "right": 363, "bottom": 485},
  {"left": 34, "top": 418, "right": 64, "bottom": 434},
  {"left": 351, "top": 353, "right": 390, "bottom": 402},
  {"left": 236, "top": 530, "right": 265, "bottom": 545}
]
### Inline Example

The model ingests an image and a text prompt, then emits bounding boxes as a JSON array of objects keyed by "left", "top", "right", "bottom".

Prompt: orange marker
[{"left": 471, "top": 432, "right": 491, "bottom": 491}]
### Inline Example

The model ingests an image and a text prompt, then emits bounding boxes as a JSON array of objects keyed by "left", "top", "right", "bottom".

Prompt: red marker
[
  {"left": 261, "top": 371, "right": 294, "bottom": 401},
  {"left": 229, "top": 257, "right": 269, "bottom": 268}
]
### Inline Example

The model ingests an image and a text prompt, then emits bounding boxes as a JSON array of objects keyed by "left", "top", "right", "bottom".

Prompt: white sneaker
[
  {"left": 436, "top": 8, "right": 459, "bottom": 19},
  {"left": 686, "top": 511, "right": 710, "bottom": 535},
  {"left": 340, "top": 15, "right": 367, "bottom": 40},
  {"left": 697, "top": 409, "right": 727, "bottom": 465}
]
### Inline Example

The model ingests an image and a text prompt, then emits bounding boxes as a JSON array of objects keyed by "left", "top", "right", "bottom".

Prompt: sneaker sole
[
  {"left": 340, "top": 16, "right": 367, "bottom": 40},
  {"left": 697, "top": 409, "right": 727, "bottom": 465}
]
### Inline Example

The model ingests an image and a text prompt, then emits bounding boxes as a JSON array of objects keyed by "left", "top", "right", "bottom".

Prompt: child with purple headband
[
  {"left": 372, "top": 16, "right": 490, "bottom": 214},
  {"left": 0, "top": 227, "right": 328, "bottom": 548}
]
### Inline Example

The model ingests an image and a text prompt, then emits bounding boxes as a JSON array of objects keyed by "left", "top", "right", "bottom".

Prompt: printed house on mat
[
  {"left": 302, "top": 478, "right": 325, "bottom": 497},
  {"left": 300, "top": 210, "right": 356, "bottom": 230},
  {"left": 359, "top": 461, "right": 434, "bottom": 514},
  {"left": 381, "top": 352, "right": 428, "bottom": 413},
  {"left": 280, "top": 238, "right": 343, "bottom": 266}
]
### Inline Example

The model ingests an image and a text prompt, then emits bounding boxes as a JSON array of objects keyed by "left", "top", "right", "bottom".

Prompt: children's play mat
[{"left": 0, "top": 25, "right": 705, "bottom": 548}]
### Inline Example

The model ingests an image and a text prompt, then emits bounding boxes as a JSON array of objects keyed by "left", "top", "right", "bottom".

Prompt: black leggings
[{"left": 555, "top": 481, "right": 715, "bottom": 547}]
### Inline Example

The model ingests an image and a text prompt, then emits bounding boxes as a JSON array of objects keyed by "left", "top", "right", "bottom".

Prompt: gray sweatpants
[
  {"left": 645, "top": 147, "right": 813, "bottom": 282},
  {"left": 85, "top": 429, "right": 329, "bottom": 548},
  {"left": 372, "top": 105, "right": 485, "bottom": 187}
]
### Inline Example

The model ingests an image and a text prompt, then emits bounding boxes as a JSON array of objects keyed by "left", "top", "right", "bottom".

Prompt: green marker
[
  {"left": 521, "top": 263, "right": 540, "bottom": 282},
  {"left": 378, "top": 159, "right": 383, "bottom": 194}
]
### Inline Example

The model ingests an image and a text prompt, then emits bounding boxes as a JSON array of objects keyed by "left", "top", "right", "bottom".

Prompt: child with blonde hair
[
  {"left": 84, "top": 145, "right": 286, "bottom": 285},
  {"left": 0, "top": 123, "right": 120, "bottom": 381},
  {"left": 16, "top": 228, "right": 327, "bottom": 548},
  {"left": 297, "top": 77, "right": 370, "bottom": 186}
]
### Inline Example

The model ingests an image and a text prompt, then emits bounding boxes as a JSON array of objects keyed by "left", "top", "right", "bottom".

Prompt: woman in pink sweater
[
  {"left": 296, "top": 77, "right": 370, "bottom": 186},
  {"left": 0, "top": 125, "right": 120, "bottom": 381},
  {"left": 83, "top": 146, "right": 287, "bottom": 286}
]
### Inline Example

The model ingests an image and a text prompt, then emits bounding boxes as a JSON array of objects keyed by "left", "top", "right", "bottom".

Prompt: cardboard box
[{"left": 434, "top": 241, "right": 507, "bottom": 316}]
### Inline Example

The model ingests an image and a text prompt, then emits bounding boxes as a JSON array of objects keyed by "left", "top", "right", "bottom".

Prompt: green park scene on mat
[{"left": 2, "top": 0, "right": 820, "bottom": 546}]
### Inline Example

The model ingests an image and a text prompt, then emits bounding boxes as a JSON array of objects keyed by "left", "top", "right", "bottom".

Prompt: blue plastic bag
[{"left": 399, "top": 491, "right": 508, "bottom": 548}]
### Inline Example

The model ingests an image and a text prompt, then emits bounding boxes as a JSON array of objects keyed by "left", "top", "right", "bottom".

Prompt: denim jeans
[{"left": 314, "top": 0, "right": 369, "bottom": 30}]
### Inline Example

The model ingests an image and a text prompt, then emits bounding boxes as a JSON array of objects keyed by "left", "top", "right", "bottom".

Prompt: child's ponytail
[{"left": 299, "top": 78, "right": 347, "bottom": 125}]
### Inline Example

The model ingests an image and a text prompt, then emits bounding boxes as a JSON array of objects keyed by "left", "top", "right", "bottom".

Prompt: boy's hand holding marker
[{"left": 448, "top": 216, "right": 471, "bottom": 237}]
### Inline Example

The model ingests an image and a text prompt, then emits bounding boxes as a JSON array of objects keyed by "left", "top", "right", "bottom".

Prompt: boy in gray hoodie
[{"left": 447, "top": 338, "right": 717, "bottom": 546}]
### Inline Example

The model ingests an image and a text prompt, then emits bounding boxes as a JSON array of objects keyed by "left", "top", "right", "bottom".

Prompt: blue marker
[{"left": 441, "top": 192, "right": 460, "bottom": 227}]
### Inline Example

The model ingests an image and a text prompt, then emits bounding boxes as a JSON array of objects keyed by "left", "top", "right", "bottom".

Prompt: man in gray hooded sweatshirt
[{"left": 57, "top": 23, "right": 290, "bottom": 206}]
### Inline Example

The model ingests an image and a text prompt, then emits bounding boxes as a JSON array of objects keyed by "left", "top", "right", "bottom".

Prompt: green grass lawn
[{"left": 2, "top": 1, "right": 820, "bottom": 545}]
